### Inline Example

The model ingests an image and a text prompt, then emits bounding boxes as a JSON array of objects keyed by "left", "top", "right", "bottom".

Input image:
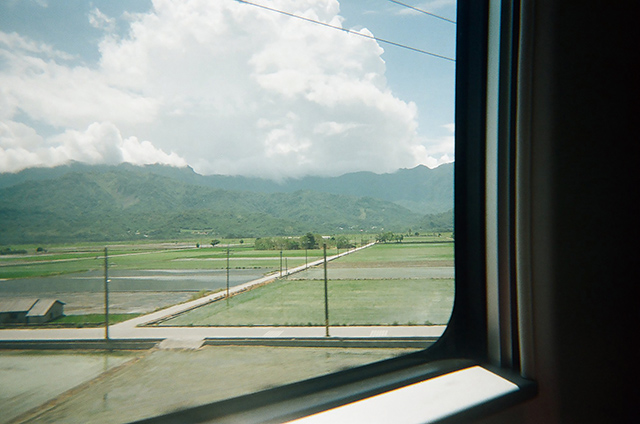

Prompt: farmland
[
  {"left": 164, "top": 242, "right": 454, "bottom": 326},
  {"left": 0, "top": 237, "right": 453, "bottom": 326},
  {"left": 0, "top": 238, "right": 454, "bottom": 422}
]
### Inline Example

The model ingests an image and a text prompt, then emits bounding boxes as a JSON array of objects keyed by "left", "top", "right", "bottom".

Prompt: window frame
[{"left": 134, "top": 1, "right": 538, "bottom": 422}]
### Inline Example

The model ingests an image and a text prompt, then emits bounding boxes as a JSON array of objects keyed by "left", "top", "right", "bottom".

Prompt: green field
[
  {"left": 0, "top": 233, "right": 452, "bottom": 279},
  {"left": 334, "top": 242, "right": 454, "bottom": 265},
  {"left": 164, "top": 278, "right": 453, "bottom": 326},
  {"left": 51, "top": 313, "right": 141, "bottom": 326},
  {"left": 0, "top": 243, "right": 324, "bottom": 279},
  {"left": 162, "top": 241, "right": 454, "bottom": 326},
  {"left": 0, "top": 239, "right": 454, "bottom": 326}
]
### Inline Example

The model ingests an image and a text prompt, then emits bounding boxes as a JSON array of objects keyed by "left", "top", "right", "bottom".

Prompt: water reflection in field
[
  {"left": 4, "top": 346, "right": 417, "bottom": 424},
  {"left": 0, "top": 351, "right": 136, "bottom": 424},
  {"left": 0, "top": 269, "right": 267, "bottom": 315}
]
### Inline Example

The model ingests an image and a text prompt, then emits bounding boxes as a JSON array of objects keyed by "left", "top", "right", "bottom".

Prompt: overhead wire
[
  {"left": 234, "top": 0, "right": 455, "bottom": 62},
  {"left": 386, "top": 0, "right": 457, "bottom": 24}
]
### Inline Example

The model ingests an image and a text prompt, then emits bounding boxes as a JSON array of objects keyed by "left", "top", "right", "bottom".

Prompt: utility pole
[
  {"left": 280, "top": 250, "right": 283, "bottom": 277},
  {"left": 323, "top": 243, "right": 329, "bottom": 337},
  {"left": 226, "top": 248, "right": 230, "bottom": 301},
  {"left": 104, "top": 247, "right": 109, "bottom": 341}
]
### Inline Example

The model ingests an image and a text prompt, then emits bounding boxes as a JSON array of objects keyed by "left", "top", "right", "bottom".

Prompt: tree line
[{"left": 254, "top": 232, "right": 360, "bottom": 251}]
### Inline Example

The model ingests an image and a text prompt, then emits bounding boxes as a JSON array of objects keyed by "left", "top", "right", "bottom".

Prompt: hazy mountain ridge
[
  {"left": 0, "top": 161, "right": 453, "bottom": 214},
  {"left": 0, "top": 168, "right": 451, "bottom": 244},
  {"left": 0, "top": 163, "right": 453, "bottom": 244}
]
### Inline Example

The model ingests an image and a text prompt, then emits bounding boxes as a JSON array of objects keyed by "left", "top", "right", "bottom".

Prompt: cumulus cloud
[
  {"left": 0, "top": 0, "right": 449, "bottom": 178},
  {"left": 0, "top": 34, "right": 159, "bottom": 128},
  {"left": 412, "top": 123, "right": 454, "bottom": 168},
  {"left": 0, "top": 121, "right": 187, "bottom": 173}
]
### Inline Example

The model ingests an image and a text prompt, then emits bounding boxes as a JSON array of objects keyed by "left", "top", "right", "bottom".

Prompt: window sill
[
  {"left": 286, "top": 365, "right": 533, "bottom": 424},
  {"left": 135, "top": 358, "right": 536, "bottom": 424}
]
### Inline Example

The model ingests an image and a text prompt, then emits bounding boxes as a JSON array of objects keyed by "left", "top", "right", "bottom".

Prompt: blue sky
[{"left": 0, "top": 0, "right": 456, "bottom": 178}]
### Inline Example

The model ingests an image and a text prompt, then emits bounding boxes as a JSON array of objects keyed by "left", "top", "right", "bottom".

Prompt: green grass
[
  {"left": 163, "top": 278, "right": 453, "bottom": 326},
  {"left": 336, "top": 242, "right": 454, "bottom": 264},
  {"left": 0, "top": 258, "right": 104, "bottom": 279},
  {"left": 0, "top": 243, "right": 327, "bottom": 279},
  {"left": 52, "top": 313, "right": 141, "bottom": 326}
]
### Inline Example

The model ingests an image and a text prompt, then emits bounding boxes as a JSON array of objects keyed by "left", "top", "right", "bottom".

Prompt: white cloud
[
  {"left": 0, "top": 31, "right": 74, "bottom": 61},
  {"left": 0, "top": 121, "right": 186, "bottom": 173},
  {"left": 411, "top": 123, "right": 454, "bottom": 169},
  {"left": 0, "top": 39, "right": 159, "bottom": 128},
  {"left": 0, "top": 0, "right": 449, "bottom": 178},
  {"left": 121, "top": 136, "right": 188, "bottom": 167},
  {"left": 88, "top": 8, "right": 116, "bottom": 33}
]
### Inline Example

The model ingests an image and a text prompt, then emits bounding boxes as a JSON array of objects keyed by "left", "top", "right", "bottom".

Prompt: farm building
[{"left": 0, "top": 298, "right": 65, "bottom": 324}]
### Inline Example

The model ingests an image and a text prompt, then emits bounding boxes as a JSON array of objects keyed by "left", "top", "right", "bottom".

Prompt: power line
[
  {"left": 234, "top": 0, "right": 455, "bottom": 62},
  {"left": 386, "top": 0, "right": 457, "bottom": 24}
]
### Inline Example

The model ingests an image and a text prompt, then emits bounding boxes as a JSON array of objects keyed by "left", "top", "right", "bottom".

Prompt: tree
[
  {"left": 286, "top": 239, "right": 300, "bottom": 250},
  {"left": 335, "top": 235, "right": 355, "bottom": 249},
  {"left": 254, "top": 237, "right": 275, "bottom": 250},
  {"left": 376, "top": 231, "right": 394, "bottom": 243},
  {"left": 210, "top": 239, "right": 221, "bottom": 247},
  {"left": 300, "top": 232, "right": 317, "bottom": 249}
]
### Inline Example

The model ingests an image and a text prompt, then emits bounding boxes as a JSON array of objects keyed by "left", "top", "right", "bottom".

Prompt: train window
[{"left": 0, "top": 1, "right": 536, "bottom": 423}]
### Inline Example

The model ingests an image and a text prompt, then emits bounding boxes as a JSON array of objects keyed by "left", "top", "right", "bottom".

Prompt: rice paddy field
[
  {"left": 163, "top": 242, "right": 454, "bottom": 326},
  {"left": 0, "top": 243, "right": 323, "bottom": 317},
  {"left": 0, "top": 239, "right": 454, "bottom": 326},
  {"left": 0, "top": 239, "right": 454, "bottom": 423}
]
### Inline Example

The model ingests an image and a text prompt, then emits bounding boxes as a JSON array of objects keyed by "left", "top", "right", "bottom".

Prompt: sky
[{"left": 0, "top": 0, "right": 456, "bottom": 179}]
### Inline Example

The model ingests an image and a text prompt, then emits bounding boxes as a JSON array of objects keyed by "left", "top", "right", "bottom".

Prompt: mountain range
[{"left": 0, "top": 162, "right": 453, "bottom": 245}]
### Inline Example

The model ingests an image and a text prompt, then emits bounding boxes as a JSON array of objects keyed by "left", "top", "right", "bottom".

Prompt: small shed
[
  {"left": 26, "top": 299, "right": 65, "bottom": 324},
  {"left": 0, "top": 298, "right": 65, "bottom": 324}
]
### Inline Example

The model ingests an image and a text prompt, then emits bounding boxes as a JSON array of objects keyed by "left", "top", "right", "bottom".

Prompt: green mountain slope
[
  {"left": 0, "top": 162, "right": 453, "bottom": 214},
  {"left": 0, "top": 169, "right": 429, "bottom": 244}
]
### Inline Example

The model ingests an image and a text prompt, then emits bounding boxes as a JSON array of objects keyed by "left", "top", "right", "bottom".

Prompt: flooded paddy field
[
  {"left": 0, "top": 350, "right": 137, "bottom": 424},
  {"left": 0, "top": 242, "right": 453, "bottom": 423},
  {"left": 0, "top": 269, "right": 267, "bottom": 315},
  {"left": 3, "top": 346, "right": 418, "bottom": 424}
]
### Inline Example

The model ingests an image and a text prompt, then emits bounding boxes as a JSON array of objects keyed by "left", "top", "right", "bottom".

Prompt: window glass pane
[{"left": 0, "top": 1, "right": 456, "bottom": 422}]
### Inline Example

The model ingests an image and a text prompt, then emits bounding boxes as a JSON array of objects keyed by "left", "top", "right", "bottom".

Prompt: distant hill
[
  {"left": 0, "top": 168, "right": 445, "bottom": 244},
  {"left": 0, "top": 163, "right": 454, "bottom": 244},
  {"left": 0, "top": 162, "right": 453, "bottom": 214}
]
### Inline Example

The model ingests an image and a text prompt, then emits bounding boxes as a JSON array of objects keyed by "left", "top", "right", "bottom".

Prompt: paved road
[
  {"left": 0, "top": 325, "right": 445, "bottom": 341},
  {"left": 0, "top": 243, "right": 447, "bottom": 343}
]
